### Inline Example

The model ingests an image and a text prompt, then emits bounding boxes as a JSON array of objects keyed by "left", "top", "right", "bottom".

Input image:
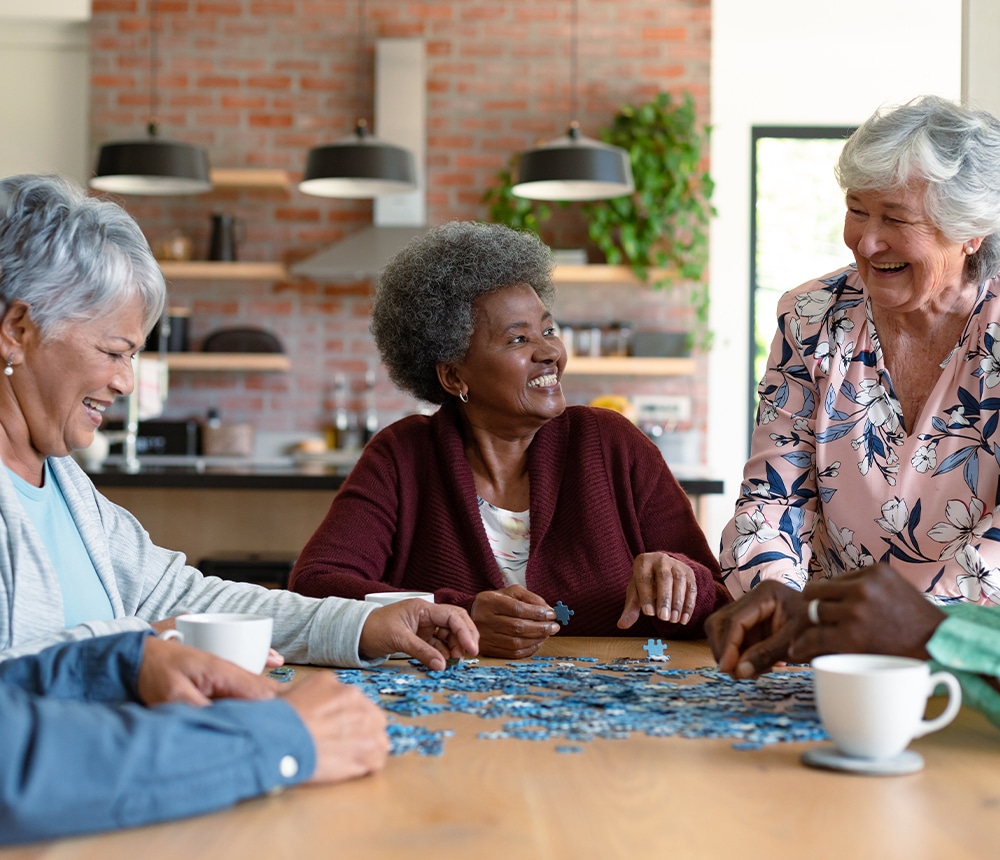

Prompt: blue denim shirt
[{"left": 0, "top": 632, "right": 315, "bottom": 845}]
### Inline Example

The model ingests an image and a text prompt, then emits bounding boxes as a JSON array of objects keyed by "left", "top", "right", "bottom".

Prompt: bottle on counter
[
  {"left": 325, "top": 374, "right": 347, "bottom": 450},
  {"left": 362, "top": 368, "right": 379, "bottom": 445}
]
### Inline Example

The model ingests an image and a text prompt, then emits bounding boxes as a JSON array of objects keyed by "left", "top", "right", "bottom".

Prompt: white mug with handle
[
  {"left": 811, "top": 653, "right": 962, "bottom": 759},
  {"left": 160, "top": 612, "right": 273, "bottom": 674}
]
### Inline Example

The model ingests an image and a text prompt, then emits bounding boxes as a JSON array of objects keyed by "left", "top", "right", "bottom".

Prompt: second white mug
[{"left": 811, "top": 653, "right": 962, "bottom": 759}]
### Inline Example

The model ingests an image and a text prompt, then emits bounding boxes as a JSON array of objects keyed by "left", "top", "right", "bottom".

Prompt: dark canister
[
  {"left": 208, "top": 212, "right": 242, "bottom": 261},
  {"left": 145, "top": 307, "right": 190, "bottom": 352}
]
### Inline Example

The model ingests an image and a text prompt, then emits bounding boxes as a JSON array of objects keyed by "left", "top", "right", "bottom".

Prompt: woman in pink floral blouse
[{"left": 721, "top": 95, "right": 1000, "bottom": 607}]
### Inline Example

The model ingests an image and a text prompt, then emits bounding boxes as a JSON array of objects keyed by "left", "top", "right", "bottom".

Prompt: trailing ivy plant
[{"left": 582, "top": 91, "right": 715, "bottom": 347}]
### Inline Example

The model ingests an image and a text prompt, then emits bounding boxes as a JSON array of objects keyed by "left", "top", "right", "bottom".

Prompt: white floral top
[
  {"left": 721, "top": 265, "right": 1000, "bottom": 606},
  {"left": 478, "top": 497, "right": 530, "bottom": 588}
]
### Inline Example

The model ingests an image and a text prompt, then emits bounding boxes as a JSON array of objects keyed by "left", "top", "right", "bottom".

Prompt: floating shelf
[
  {"left": 158, "top": 261, "right": 289, "bottom": 281},
  {"left": 142, "top": 353, "right": 291, "bottom": 372},
  {"left": 552, "top": 264, "right": 672, "bottom": 284},
  {"left": 563, "top": 356, "right": 695, "bottom": 376},
  {"left": 209, "top": 168, "right": 292, "bottom": 191}
]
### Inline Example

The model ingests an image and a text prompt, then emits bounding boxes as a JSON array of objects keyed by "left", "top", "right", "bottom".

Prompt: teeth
[
  {"left": 873, "top": 262, "right": 906, "bottom": 272},
  {"left": 529, "top": 373, "right": 558, "bottom": 388},
  {"left": 83, "top": 398, "right": 106, "bottom": 413}
]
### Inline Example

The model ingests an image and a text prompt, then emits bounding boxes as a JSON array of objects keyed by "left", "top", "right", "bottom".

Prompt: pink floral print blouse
[{"left": 721, "top": 265, "right": 1000, "bottom": 606}]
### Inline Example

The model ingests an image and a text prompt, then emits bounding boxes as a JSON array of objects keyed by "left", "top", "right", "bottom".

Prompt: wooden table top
[{"left": 5, "top": 637, "right": 997, "bottom": 860}]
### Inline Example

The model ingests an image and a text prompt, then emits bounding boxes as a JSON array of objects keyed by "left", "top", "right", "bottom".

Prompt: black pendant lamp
[
  {"left": 299, "top": 0, "right": 417, "bottom": 199},
  {"left": 89, "top": 0, "right": 211, "bottom": 196},
  {"left": 511, "top": 0, "right": 633, "bottom": 202}
]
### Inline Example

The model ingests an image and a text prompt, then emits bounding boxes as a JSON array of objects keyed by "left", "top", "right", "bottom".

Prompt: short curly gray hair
[
  {"left": 836, "top": 95, "right": 1000, "bottom": 283},
  {"left": 371, "top": 221, "right": 556, "bottom": 404}
]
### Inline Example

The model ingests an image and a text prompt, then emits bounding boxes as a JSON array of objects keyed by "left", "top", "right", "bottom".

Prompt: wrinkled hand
[
  {"left": 138, "top": 635, "right": 279, "bottom": 707},
  {"left": 705, "top": 580, "right": 807, "bottom": 679},
  {"left": 790, "top": 564, "right": 945, "bottom": 663},
  {"left": 359, "top": 600, "right": 479, "bottom": 670},
  {"left": 282, "top": 673, "right": 388, "bottom": 784},
  {"left": 470, "top": 585, "right": 560, "bottom": 659},
  {"left": 618, "top": 552, "right": 698, "bottom": 629}
]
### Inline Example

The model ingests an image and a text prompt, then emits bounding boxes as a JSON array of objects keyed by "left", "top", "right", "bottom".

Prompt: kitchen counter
[
  {"left": 89, "top": 456, "right": 725, "bottom": 566},
  {"left": 88, "top": 456, "right": 725, "bottom": 496}
]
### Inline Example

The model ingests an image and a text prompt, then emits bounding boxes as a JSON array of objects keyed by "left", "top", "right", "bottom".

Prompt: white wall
[
  {"left": 0, "top": 20, "right": 90, "bottom": 182},
  {"left": 705, "top": 0, "right": 962, "bottom": 547},
  {"left": 964, "top": 0, "right": 1000, "bottom": 114},
  {"left": 0, "top": 1, "right": 89, "bottom": 21}
]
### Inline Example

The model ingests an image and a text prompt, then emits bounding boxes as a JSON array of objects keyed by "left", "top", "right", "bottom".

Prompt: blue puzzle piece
[
  {"left": 643, "top": 638, "right": 669, "bottom": 661},
  {"left": 553, "top": 601, "right": 574, "bottom": 625}
]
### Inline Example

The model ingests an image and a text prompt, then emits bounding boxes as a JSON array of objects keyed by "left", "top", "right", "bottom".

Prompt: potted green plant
[{"left": 583, "top": 91, "right": 714, "bottom": 347}]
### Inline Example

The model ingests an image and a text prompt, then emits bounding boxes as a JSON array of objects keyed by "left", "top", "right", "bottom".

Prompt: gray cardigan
[{"left": 0, "top": 456, "right": 379, "bottom": 666}]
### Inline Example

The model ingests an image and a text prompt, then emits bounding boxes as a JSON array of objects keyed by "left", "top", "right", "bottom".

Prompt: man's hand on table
[
  {"left": 705, "top": 580, "right": 805, "bottom": 679},
  {"left": 360, "top": 599, "right": 480, "bottom": 669},
  {"left": 471, "top": 585, "right": 560, "bottom": 659},
  {"left": 281, "top": 673, "right": 388, "bottom": 784},
  {"left": 138, "top": 635, "right": 279, "bottom": 706},
  {"left": 706, "top": 565, "right": 948, "bottom": 679}
]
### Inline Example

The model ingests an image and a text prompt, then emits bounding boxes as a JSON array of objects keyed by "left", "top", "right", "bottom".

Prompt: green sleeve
[{"left": 926, "top": 603, "right": 1000, "bottom": 729}]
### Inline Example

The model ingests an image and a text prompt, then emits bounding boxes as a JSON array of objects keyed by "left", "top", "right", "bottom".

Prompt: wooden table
[{"left": 4, "top": 638, "right": 997, "bottom": 860}]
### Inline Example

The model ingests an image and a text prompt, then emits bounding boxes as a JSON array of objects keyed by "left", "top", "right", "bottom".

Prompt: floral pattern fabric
[
  {"left": 721, "top": 265, "right": 1000, "bottom": 605},
  {"left": 478, "top": 497, "right": 530, "bottom": 588}
]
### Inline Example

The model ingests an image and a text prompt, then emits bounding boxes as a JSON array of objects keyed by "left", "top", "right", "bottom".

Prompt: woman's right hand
[
  {"left": 470, "top": 585, "right": 561, "bottom": 659},
  {"left": 282, "top": 673, "right": 388, "bottom": 785}
]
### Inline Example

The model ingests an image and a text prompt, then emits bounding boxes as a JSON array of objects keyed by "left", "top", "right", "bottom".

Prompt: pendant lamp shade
[
  {"left": 512, "top": 123, "right": 634, "bottom": 201},
  {"left": 299, "top": 122, "right": 417, "bottom": 199},
  {"left": 88, "top": 0, "right": 211, "bottom": 197},
  {"left": 90, "top": 135, "right": 212, "bottom": 196}
]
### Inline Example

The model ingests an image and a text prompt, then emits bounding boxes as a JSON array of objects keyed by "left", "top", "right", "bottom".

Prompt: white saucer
[{"left": 802, "top": 745, "right": 924, "bottom": 776}]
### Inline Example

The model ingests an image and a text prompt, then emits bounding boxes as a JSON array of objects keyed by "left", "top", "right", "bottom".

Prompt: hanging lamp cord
[
  {"left": 147, "top": 0, "right": 160, "bottom": 136},
  {"left": 354, "top": 0, "right": 369, "bottom": 135},
  {"left": 569, "top": 0, "right": 578, "bottom": 129}
]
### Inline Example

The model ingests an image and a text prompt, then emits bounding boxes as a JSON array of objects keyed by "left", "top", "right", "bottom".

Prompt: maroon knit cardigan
[{"left": 290, "top": 403, "right": 729, "bottom": 637}]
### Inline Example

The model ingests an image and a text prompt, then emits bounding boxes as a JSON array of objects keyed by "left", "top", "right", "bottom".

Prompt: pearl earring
[{"left": 3, "top": 355, "right": 13, "bottom": 377}]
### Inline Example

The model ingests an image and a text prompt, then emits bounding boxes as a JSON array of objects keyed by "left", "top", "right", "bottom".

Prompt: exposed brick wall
[{"left": 89, "top": 0, "right": 711, "bottom": 449}]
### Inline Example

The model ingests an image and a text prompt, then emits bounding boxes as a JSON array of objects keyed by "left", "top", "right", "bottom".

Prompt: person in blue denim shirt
[{"left": 0, "top": 631, "right": 388, "bottom": 845}]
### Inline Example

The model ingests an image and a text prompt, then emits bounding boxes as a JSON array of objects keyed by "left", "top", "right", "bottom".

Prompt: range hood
[
  {"left": 293, "top": 38, "right": 427, "bottom": 281},
  {"left": 291, "top": 225, "right": 427, "bottom": 280}
]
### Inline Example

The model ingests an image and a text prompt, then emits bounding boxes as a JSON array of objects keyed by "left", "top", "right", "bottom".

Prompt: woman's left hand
[
  {"left": 618, "top": 552, "right": 697, "bottom": 628},
  {"left": 359, "top": 600, "right": 480, "bottom": 670}
]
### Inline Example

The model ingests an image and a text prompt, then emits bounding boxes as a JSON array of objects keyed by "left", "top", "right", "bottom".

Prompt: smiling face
[
  {"left": 444, "top": 282, "right": 567, "bottom": 435},
  {"left": 842, "top": 185, "right": 978, "bottom": 315},
  {"left": 0, "top": 296, "right": 145, "bottom": 480}
]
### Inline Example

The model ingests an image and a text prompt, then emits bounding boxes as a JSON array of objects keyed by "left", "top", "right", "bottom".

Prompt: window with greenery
[{"left": 749, "top": 127, "right": 855, "bottom": 443}]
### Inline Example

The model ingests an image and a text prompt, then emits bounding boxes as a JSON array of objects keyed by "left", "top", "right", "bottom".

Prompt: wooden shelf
[
  {"left": 563, "top": 356, "right": 695, "bottom": 376},
  {"left": 158, "top": 261, "right": 289, "bottom": 281},
  {"left": 209, "top": 168, "right": 292, "bottom": 191},
  {"left": 552, "top": 264, "right": 671, "bottom": 284},
  {"left": 142, "top": 353, "right": 291, "bottom": 372}
]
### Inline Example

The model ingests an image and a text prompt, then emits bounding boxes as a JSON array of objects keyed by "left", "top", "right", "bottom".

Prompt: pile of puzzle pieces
[{"left": 335, "top": 652, "right": 827, "bottom": 757}]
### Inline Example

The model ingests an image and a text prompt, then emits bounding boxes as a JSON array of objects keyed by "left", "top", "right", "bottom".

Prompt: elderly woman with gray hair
[
  {"left": 0, "top": 174, "right": 477, "bottom": 671},
  {"left": 721, "top": 95, "right": 1000, "bottom": 610},
  {"left": 290, "top": 221, "right": 727, "bottom": 658}
]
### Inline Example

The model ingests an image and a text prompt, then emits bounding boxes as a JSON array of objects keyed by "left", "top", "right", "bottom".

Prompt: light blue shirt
[{"left": 7, "top": 462, "right": 113, "bottom": 627}]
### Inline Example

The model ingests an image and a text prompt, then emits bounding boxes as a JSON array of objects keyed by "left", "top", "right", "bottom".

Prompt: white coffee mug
[
  {"left": 811, "top": 653, "right": 962, "bottom": 759},
  {"left": 161, "top": 612, "right": 273, "bottom": 674},
  {"left": 364, "top": 591, "right": 435, "bottom": 607}
]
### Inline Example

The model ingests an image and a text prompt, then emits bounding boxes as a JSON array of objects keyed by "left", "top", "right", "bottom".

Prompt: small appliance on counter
[{"left": 201, "top": 409, "right": 255, "bottom": 458}]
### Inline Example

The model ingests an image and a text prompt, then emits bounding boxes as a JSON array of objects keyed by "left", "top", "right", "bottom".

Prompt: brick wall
[{"left": 89, "top": 0, "right": 711, "bottom": 444}]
